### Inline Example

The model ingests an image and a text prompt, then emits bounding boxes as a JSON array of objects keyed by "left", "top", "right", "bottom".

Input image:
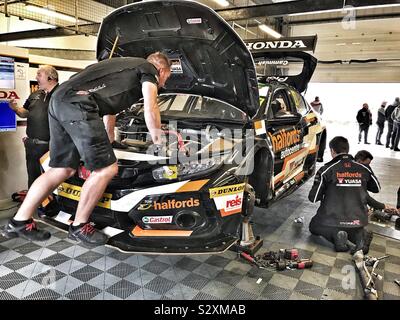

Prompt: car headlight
[{"left": 152, "top": 158, "right": 221, "bottom": 181}]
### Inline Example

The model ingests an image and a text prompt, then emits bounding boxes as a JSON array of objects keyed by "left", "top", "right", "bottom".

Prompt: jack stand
[{"left": 232, "top": 183, "right": 263, "bottom": 256}]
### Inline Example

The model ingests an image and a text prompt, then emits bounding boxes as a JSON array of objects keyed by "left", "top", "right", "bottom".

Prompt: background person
[
  {"left": 356, "top": 103, "right": 372, "bottom": 144},
  {"left": 385, "top": 97, "right": 399, "bottom": 148},
  {"left": 310, "top": 96, "right": 324, "bottom": 114},
  {"left": 375, "top": 101, "right": 386, "bottom": 145},
  {"left": 9, "top": 65, "right": 59, "bottom": 188}
]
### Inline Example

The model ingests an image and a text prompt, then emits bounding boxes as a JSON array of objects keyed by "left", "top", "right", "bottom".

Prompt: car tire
[{"left": 249, "top": 149, "right": 273, "bottom": 207}]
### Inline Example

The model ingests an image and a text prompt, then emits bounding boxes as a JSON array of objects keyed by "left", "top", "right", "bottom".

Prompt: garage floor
[{"left": 0, "top": 128, "right": 399, "bottom": 300}]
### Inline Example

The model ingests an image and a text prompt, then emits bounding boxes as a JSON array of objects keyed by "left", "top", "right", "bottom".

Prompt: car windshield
[{"left": 129, "top": 94, "right": 248, "bottom": 122}]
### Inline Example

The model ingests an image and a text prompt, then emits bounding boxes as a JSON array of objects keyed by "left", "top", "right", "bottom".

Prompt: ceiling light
[
  {"left": 258, "top": 24, "right": 282, "bottom": 39},
  {"left": 288, "top": 3, "right": 400, "bottom": 16},
  {"left": 212, "top": 0, "right": 230, "bottom": 7},
  {"left": 352, "top": 42, "right": 361, "bottom": 45},
  {"left": 336, "top": 43, "right": 346, "bottom": 46},
  {"left": 26, "top": 5, "right": 77, "bottom": 23}
]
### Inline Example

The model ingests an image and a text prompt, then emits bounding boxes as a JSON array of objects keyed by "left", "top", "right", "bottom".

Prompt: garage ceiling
[{"left": 0, "top": 0, "right": 399, "bottom": 82}]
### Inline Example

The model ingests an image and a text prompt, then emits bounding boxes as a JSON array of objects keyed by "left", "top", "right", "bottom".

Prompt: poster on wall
[
  {"left": 15, "top": 64, "right": 27, "bottom": 80},
  {"left": 0, "top": 101, "right": 16, "bottom": 132},
  {"left": 0, "top": 56, "right": 15, "bottom": 89}
]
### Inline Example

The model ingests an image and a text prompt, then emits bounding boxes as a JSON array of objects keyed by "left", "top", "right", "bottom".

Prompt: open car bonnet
[
  {"left": 96, "top": 0, "right": 259, "bottom": 117},
  {"left": 251, "top": 51, "right": 317, "bottom": 93}
]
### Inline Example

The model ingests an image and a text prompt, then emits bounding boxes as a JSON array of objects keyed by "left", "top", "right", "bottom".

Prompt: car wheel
[{"left": 249, "top": 149, "right": 273, "bottom": 206}]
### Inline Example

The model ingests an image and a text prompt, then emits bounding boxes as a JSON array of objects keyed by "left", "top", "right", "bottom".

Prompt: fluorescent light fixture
[
  {"left": 258, "top": 24, "right": 282, "bottom": 39},
  {"left": 352, "top": 42, "right": 361, "bottom": 45},
  {"left": 212, "top": 0, "right": 230, "bottom": 7},
  {"left": 336, "top": 43, "right": 346, "bottom": 46},
  {"left": 288, "top": 3, "right": 400, "bottom": 16},
  {"left": 26, "top": 4, "right": 77, "bottom": 23}
]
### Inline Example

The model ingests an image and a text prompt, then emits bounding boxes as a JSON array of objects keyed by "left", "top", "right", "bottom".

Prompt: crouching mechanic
[
  {"left": 1, "top": 52, "right": 171, "bottom": 246},
  {"left": 308, "top": 136, "right": 381, "bottom": 254}
]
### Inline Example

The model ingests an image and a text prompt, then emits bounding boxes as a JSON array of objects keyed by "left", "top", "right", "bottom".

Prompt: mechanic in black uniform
[
  {"left": 9, "top": 65, "right": 59, "bottom": 188},
  {"left": 308, "top": 136, "right": 381, "bottom": 254},
  {"left": 356, "top": 103, "right": 372, "bottom": 144},
  {"left": 2, "top": 52, "right": 171, "bottom": 245}
]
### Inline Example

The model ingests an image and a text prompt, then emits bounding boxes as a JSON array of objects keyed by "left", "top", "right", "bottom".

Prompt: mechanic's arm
[
  {"left": 9, "top": 98, "right": 28, "bottom": 118},
  {"left": 366, "top": 193, "right": 385, "bottom": 210},
  {"left": 103, "top": 114, "right": 116, "bottom": 143},
  {"left": 308, "top": 167, "right": 326, "bottom": 203},
  {"left": 367, "top": 170, "right": 381, "bottom": 193},
  {"left": 142, "top": 81, "right": 162, "bottom": 144}
]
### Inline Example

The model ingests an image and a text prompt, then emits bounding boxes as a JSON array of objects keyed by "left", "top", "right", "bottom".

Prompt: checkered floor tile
[{"left": 1, "top": 163, "right": 399, "bottom": 300}]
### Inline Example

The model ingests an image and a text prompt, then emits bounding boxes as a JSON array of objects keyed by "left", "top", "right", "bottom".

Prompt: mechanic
[
  {"left": 271, "top": 100, "right": 289, "bottom": 117},
  {"left": 356, "top": 103, "right": 372, "bottom": 144},
  {"left": 9, "top": 65, "right": 59, "bottom": 188},
  {"left": 390, "top": 101, "right": 400, "bottom": 151},
  {"left": 375, "top": 101, "right": 387, "bottom": 145},
  {"left": 354, "top": 150, "right": 398, "bottom": 214},
  {"left": 1, "top": 52, "right": 172, "bottom": 246},
  {"left": 310, "top": 96, "right": 323, "bottom": 115},
  {"left": 308, "top": 136, "right": 381, "bottom": 254},
  {"left": 385, "top": 97, "right": 399, "bottom": 149}
]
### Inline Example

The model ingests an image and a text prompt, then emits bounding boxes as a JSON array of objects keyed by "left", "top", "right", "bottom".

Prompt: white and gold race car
[{"left": 39, "top": 0, "right": 326, "bottom": 254}]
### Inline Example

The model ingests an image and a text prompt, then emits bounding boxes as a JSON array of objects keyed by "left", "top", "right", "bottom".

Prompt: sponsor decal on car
[
  {"left": 142, "top": 216, "right": 173, "bottom": 224},
  {"left": 226, "top": 195, "right": 242, "bottom": 211},
  {"left": 213, "top": 192, "right": 244, "bottom": 217},
  {"left": 268, "top": 128, "right": 301, "bottom": 153},
  {"left": 246, "top": 40, "right": 307, "bottom": 51},
  {"left": 162, "top": 165, "right": 178, "bottom": 179},
  {"left": 186, "top": 18, "right": 202, "bottom": 24},
  {"left": 153, "top": 198, "right": 200, "bottom": 210},
  {"left": 137, "top": 199, "right": 153, "bottom": 211},
  {"left": 57, "top": 182, "right": 112, "bottom": 209},
  {"left": 209, "top": 183, "right": 245, "bottom": 198}
]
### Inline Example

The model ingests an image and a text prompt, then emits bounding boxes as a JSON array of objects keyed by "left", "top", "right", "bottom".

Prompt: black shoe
[
  {"left": 68, "top": 222, "right": 108, "bottom": 246},
  {"left": 376, "top": 142, "right": 383, "bottom": 145},
  {"left": 394, "top": 148, "right": 400, "bottom": 152},
  {"left": 365, "top": 142, "right": 370, "bottom": 144},
  {"left": 385, "top": 145, "right": 390, "bottom": 148},
  {"left": 362, "top": 230, "right": 373, "bottom": 255},
  {"left": 334, "top": 231, "right": 349, "bottom": 252},
  {"left": 0, "top": 219, "right": 50, "bottom": 241}
]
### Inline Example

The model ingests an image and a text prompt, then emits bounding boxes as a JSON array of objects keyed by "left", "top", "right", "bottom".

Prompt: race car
[{"left": 39, "top": 0, "right": 326, "bottom": 254}]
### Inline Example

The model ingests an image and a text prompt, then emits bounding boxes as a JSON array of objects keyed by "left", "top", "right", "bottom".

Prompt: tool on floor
[
  {"left": 239, "top": 247, "right": 313, "bottom": 271},
  {"left": 352, "top": 250, "right": 388, "bottom": 300}
]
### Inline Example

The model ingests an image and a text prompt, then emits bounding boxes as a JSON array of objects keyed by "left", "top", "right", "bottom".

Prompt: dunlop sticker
[
  {"left": 209, "top": 183, "right": 245, "bottom": 199},
  {"left": 57, "top": 182, "right": 112, "bottom": 209}
]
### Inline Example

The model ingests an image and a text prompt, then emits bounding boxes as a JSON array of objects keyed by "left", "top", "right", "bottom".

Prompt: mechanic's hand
[{"left": 384, "top": 204, "right": 398, "bottom": 215}]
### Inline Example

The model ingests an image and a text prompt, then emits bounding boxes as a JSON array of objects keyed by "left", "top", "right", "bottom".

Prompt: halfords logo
[
  {"left": 337, "top": 172, "right": 362, "bottom": 178},
  {"left": 246, "top": 40, "right": 306, "bottom": 51},
  {"left": 0, "top": 91, "right": 20, "bottom": 99},
  {"left": 142, "top": 216, "right": 173, "bottom": 224},
  {"left": 209, "top": 183, "right": 245, "bottom": 198},
  {"left": 153, "top": 198, "right": 200, "bottom": 210},
  {"left": 268, "top": 129, "right": 301, "bottom": 153}
]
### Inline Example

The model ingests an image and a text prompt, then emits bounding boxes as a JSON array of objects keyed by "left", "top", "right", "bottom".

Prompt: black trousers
[
  {"left": 391, "top": 122, "right": 400, "bottom": 149},
  {"left": 397, "top": 186, "right": 400, "bottom": 209},
  {"left": 386, "top": 122, "right": 394, "bottom": 147},
  {"left": 376, "top": 123, "right": 384, "bottom": 143},
  {"left": 24, "top": 139, "right": 49, "bottom": 188},
  {"left": 309, "top": 219, "right": 365, "bottom": 251},
  {"left": 358, "top": 125, "right": 369, "bottom": 143}
]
